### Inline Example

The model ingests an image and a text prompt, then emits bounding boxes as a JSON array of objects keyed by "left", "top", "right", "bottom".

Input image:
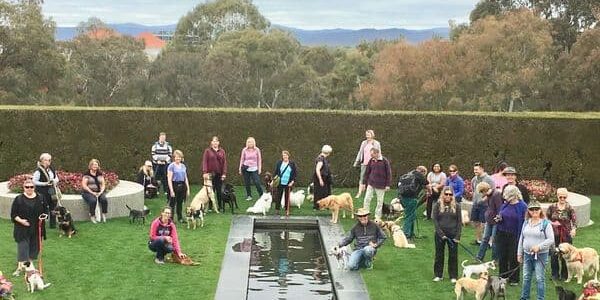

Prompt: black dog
[
  {"left": 263, "top": 172, "right": 274, "bottom": 194},
  {"left": 221, "top": 183, "right": 238, "bottom": 214},
  {"left": 54, "top": 206, "right": 77, "bottom": 238},
  {"left": 556, "top": 286, "right": 577, "bottom": 300},
  {"left": 126, "top": 205, "right": 150, "bottom": 224}
]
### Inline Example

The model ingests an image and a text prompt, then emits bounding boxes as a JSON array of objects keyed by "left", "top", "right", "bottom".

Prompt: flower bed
[
  {"left": 8, "top": 170, "right": 119, "bottom": 194},
  {"left": 462, "top": 178, "right": 558, "bottom": 203}
]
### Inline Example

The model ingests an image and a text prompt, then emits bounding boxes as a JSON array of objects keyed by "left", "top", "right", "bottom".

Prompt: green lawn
[{"left": 0, "top": 187, "right": 597, "bottom": 299}]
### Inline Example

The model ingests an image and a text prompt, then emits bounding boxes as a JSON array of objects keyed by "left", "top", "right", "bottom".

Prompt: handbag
[{"left": 273, "top": 163, "right": 290, "bottom": 187}]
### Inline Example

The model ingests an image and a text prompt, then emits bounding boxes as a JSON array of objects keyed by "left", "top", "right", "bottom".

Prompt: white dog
[
  {"left": 461, "top": 209, "right": 470, "bottom": 225},
  {"left": 461, "top": 260, "right": 496, "bottom": 278},
  {"left": 391, "top": 224, "right": 415, "bottom": 248},
  {"left": 390, "top": 198, "right": 404, "bottom": 212},
  {"left": 280, "top": 190, "right": 306, "bottom": 208},
  {"left": 24, "top": 262, "right": 50, "bottom": 293},
  {"left": 246, "top": 192, "right": 272, "bottom": 216},
  {"left": 329, "top": 245, "right": 351, "bottom": 269},
  {"left": 306, "top": 183, "right": 314, "bottom": 202}
]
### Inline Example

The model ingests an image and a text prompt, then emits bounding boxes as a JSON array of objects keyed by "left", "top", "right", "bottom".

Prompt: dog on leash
[
  {"left": 185, "top": 206, "right": 204, "bottom": 229},
  {"left": 280, "top": 189, "right": 306, "bottom": 209},
  {"left": 169, "top": 253, "right": 199, "bottom": 266},
  {"left": 190, "top": 177, "right": 219, "bottom": 213},
  {"left": 462, "top": 260, "right": 496, "bottom": 278},
  {"left": 23, "top": 262, "right": 50, "bottom": 293},
  {"left": 126, "top": 205, "right": 150, "bottom": 224},
  {"left": 263, "top": 172, "right": 274, "bottom": 194},
  {"left": 557, "top": 243, "right": 599, "bottom": 284},
  {"left": 221, "top": 183, "right": 238, "bottom": 213},
  {"left": 581, "top": 279, "right": 600, "bottom": 300},
  {"left": 329, "top": 245, "right": 350, "bottom": 269},
  {"left": 317, "top": 193, "right": 354, "bottom": 223},
  {"left": 455, "top": 272, "right": 488, "bottom": 300},
  {"left": 246, "top": 192, "right": 273, "bottom": 216},
  {"left": 555, "top": 285, "right": 577, "bottom": 300},
  {"left": 374, "top": 219, "right": 396, "bottom": 237},
  {"left": 391, "top": 224, "right": 415, "bottom": 248},
  {"left": 382, "top": 198, "right": 404, "bottom": 219},
  {"left": 485, "top": 275, "right": 507, "bottom": 300},
  {"left": 54, "top": 206, "right": 77, "bottom": 238}
]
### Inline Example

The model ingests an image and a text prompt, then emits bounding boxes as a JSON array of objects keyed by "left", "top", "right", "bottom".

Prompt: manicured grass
[{"left": 0, "top": 188, "right": 597, "bottom": 299}]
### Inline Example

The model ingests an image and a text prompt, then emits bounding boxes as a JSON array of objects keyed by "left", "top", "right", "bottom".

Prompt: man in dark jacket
[
  {"left": 399, "top": 166, "right": 428, "bottom": 240},
  {"left": 339, "top": 208, "right": 386, "bottom": 270},
  {"left": 502, "top": 167, "right": 530, "bottom": 204}
]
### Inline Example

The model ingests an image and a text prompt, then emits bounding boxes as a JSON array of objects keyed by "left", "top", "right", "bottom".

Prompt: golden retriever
[
  {"left": 391, "top": 224, "right": 415, "bottom": 249},
  {"left": 558, "top": 243, "right": 599, "bottom": 284},
  {"left": 317, "top": 193, "right": 354, "bottom": 223},
  {"left": 374, "top": 219, "right": 397, "bottom": 237},
  {"left": 455, "top": 272, "right": 488, "bottom": 300},
  {"left": 190, "top": 177, "right": 218, "bottom": 213}
]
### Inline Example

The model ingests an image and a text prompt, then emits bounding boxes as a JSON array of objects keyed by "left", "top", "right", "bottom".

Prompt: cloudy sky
[{"left": 42, "top": 0, "right": 480, "bottom": 29}]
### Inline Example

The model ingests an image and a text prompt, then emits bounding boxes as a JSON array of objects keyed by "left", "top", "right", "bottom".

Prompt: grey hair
[
  {"left": 321, "top": 145, "right": 333, "bottom": 154},
  {"left": 476, "top": 182, "right": 491, "bottom": 194},
  {"left": 502, "top": 185, "right": 522, "bottom": 202},
  {"left": 39, "top": 153, "right": 52, "bottom": 161}
]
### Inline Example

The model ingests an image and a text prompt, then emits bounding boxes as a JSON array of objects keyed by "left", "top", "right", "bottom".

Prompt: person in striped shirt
[{"left": 151, "top": 132, "right": 173, "bottom": 195}]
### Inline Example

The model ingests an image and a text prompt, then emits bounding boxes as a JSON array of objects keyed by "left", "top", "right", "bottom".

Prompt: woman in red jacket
[{"left": 148, "top": 207, "right": 186, "bottom": 264}]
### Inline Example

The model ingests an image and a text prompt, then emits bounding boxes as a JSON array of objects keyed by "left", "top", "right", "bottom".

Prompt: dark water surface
[{"left": 247, "top": 229, "right": 334, "bottom": 300}]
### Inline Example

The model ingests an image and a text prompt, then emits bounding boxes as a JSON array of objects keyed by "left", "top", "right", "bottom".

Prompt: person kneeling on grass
[
  {"left": 339, "top": 208, "right": 386, "bottom": 270},
  {"left": 148, "top": 207, "right": 186, "bottom": 264}
]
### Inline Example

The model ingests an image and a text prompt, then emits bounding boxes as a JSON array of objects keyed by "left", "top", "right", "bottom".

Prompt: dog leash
[
  {"left": 448, "top": 238, "right": 482, "bottom": 263},
  {"left": 38, "top": 214, "right": 48, "bottom": 277}
]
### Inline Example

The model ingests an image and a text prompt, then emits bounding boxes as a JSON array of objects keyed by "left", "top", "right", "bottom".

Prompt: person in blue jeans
[
  {"left": 339, "top": 208, "right": 386, "bottom": 270},
  {"left": 476, "top": 182, "right": 504, "bottom": 262},
  {"left": 148, "top": 207, "right": 187, "bottom": 264},
  {"left": 517, "top": 201, "right": 554, "bottom": 300}
]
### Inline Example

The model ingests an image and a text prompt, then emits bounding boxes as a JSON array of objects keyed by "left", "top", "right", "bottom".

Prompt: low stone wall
[
  {"left": 0, "top": 181, "right": 144, "bottom": 221},
  {"left": 460, "top": 192, "right": 592, "bottom": 227}
]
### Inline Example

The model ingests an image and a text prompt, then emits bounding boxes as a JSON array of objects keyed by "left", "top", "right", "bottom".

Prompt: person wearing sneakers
[
  {"left": 81, "top": 159, "right": 108, "bottom": 223},
  {"left": 238, "top": 137, "right": 263, "bottom": 201},
  {"left": 339, "top": 208, "right": 386, "bottom": 271},
  {"left": 432, "top": 186, "right": 462, "bottom": 283},
  {"left": 148, "top": 207, "right": 187, "bottom": 264}
]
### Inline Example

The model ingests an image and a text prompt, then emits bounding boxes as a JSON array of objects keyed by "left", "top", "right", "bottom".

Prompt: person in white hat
[{"left": 338, "top": 208, "right": 386, "bottom": 270}]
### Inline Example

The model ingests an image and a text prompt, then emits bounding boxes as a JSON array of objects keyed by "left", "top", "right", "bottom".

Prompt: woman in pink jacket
[{"left": 148, "top": 207, "right": 186, "bottom": 264}]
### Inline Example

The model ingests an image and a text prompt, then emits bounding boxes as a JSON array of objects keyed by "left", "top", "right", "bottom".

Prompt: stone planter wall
[{"left": 0, "top": 181, "right": 144, "bottom": 221}]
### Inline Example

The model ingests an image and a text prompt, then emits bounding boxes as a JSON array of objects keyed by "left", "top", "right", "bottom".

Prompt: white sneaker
[
  {"left": 433, "top": 277, "right": 442, "bottom": 282},
  {"left": 91, "top": 216, "right": 97, "bottom": 224},
  {"left": 246, "top": 196, "right": 253, "bottom": 201},
  {"left": 451, "top": 278, "right": 457, "bottom": 284}
]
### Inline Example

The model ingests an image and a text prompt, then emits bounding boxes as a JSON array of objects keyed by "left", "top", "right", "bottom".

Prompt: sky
[{"left": 42, "top": 0, "right": 480, "bottom": 29}]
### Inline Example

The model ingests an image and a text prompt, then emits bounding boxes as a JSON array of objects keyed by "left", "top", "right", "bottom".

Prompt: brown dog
[
  {"left": 190, "top": 177, "right": 218, "bottom": 213},
  {"left": 374, "top": 219, "right": 396, "bottom": 237},
  {"left": 558, "top": 243, "right": 599, "bottom": 284},
  {"left": 169, "top": 253, "right": 199, "bottom": 266},
  {"left": 317, "top": 193, "right": 354, "bottom": 223},
  {"left": 455, "top": 272, "right": 488, "bottom": 300}
]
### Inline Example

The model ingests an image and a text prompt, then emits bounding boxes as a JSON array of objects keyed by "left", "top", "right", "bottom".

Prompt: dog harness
[{"left": 583, "top": 283, "right": 599, "bottom": 299}]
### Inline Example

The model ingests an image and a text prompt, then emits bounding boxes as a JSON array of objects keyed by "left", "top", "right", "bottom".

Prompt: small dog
[
  {"left": 169, "top": 253, "right": 199, "bottom": 266},
  {"left": 280, "top": 190, "right": 306, "bottom": 208},
  {"left": 263, "top": 172, "right": 274, "bottom": 194},
  {"left": 54, "top": 206, "right": 77, "bottom": 238},
  {"left": 455, "top": 272, "right": 488, "bottom": 300},
  {"left": 462, "top": 260, "right": 496, "bottom": 278},
  {"left": 382, "top": 198, "right": 404, "bottom": 219},
  {"left": 485, "top": 275, "right": 507, "bottom": 299},
  {"left": 24, "top": 262, "right": 51, "bottom": 293},
  {"left": 391, "top": 224, "right": 415, "bottom": 248},
  {"left": 185, "top": 206, "right": 204, "bottom": 229},
  {"left": 126, "top": 205, "right": 151, "bottom": 224},
  {"left": 191, "top": 177, "right": 219, "bottom": 213},
  {"left": 581, "top": 279, "right": 600, "bottom": 300},
  {"left": 317, "top": 193, "right": 354, "bottom": 223},
  {"left": 329, "top": 245, "right": 350, "bottom": 269},
  {"left": 246, "top": 192, "right": 273, "bottom": 216},
  {"left": 555, "top": 285, "right": 577, "bottom": 300},
  {"left": 557, "top": 243, "right": 599, "bottom": 284},
  {"left": 221, "top": 183, "right": 238, "bottom": 213},
  {"left": 0, "top": 271, "right": 14, "bottom": 300}
]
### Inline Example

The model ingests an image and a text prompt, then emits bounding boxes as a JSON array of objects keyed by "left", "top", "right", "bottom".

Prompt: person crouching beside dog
[
  {"left": 547, "top": 187, "right": 577, "bottom": 281},
  {"left": 517, "top": 201, "right": 555, "bottom": 300},
  {"left": 167, "top": 150, "right": 190, "bottom": 223},
  {"left": 432, "top": 186, "right": 462, "bottom": 283},
  {"left": 148, "top": 207, "right": 187, "bottom": 264},
  {"left": 81, "top": 159, "right": 108, "bottom": 223},
  {"left": 10, "top": 179, "right": 48, "bottom": 276},
  {"left": 338, "top": 208, "right": 386, "bottom": 270},
  {"left": 137, "top": 160, "right": 158, "bottom": 199},
  {"left": 273, "top": 150, "right": 297, "bottom": 216}
]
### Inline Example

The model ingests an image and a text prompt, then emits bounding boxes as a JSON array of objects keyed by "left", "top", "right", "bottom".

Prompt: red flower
[{"left": 8, "top": 170, "right": 119, "bottom": 194}]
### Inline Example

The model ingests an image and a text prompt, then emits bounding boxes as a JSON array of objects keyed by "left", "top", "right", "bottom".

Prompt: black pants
[
  {"left": 211, "top": 173, "right": 224, "bottom": 212},
  {"left": 496, "top": 230, "right": 520, "bottom": 283},
  {"left": 275, "top": 185, "right": 291, "bottom": 211},
  {"left": 551, "top": 236, "right": 571, "bottom": 280},
  {"left": 427, "top": 191, "right": 440, "bottom": 219},
  {"left": 313, "top": 177, "right": 331, "bottom": 209},
  {"left": 40, "top": 191, "right": 57, "bottom": 228},
  {"left": 434, "top": 233, "right": 458, "bottom": 279},
  {"left": 169, "top": 182, "right": 186, "bottom": 221},
  {"left": 154, "top": 163, "right": 168, "bottom": 193}
]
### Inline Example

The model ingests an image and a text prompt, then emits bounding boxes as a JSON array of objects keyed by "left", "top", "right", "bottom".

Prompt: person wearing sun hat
[
  {"left": 339, "top": 208, "right": 386, "bottom": 271},
  {"left": 502, "top": 166, "right": 530, "bottom": 204}
]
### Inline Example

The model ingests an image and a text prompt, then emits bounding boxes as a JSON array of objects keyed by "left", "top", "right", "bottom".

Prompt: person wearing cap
[
  {"left": 137, "top": 160, "right": 158, "bottom": 198},
  {"left": 517, "top": 201, "right": 554, "bottom": 300},
  {"left": 313, "top": 145, "right": 333, "bottom": 210},
  {"left": 339, "top": 208, "right": 386, "bottom": 271},
  {"left": 546, "top": 187, "right": 577, "bottom": 281},
  {"left": 502, "top": 167, "right": 530, "bottom": 204}
]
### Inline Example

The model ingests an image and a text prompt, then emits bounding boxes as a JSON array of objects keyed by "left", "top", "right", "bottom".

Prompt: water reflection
[{"left": 247, "top": 229, "right": 334, "bottom": 300}]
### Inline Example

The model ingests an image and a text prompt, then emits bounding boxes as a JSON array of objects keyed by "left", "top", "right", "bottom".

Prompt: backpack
[{"left": 397, "top": 171, "right": 418, "bottom": 197}]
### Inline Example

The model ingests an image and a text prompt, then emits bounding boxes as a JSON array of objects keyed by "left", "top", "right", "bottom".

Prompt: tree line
[{"left": 0, "top": 0, "right": 598, "bottom": 111}]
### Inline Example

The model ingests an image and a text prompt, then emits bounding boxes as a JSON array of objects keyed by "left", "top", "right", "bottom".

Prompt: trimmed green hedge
[{"left": 1, "top": 106, "right": 599, "bottom": 194}]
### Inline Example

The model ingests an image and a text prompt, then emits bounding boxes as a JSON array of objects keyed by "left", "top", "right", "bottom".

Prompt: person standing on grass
[
  {"left": 491, "top": 162, "right": 509, "bottom": 191},
  {"left": 313, "top": 145, "right": 333, "bottom": 210},
  {"left": 151, "top": 132, "right": 173, "bottom": 195},
  {"left": 502, "top": 167, "right": 531, "bottom": 204},
  {"left": 239, "top": 137, "right": 263, "bottom": 201},
  {"left": 273, "top": 150, "right": 297, "bottom": 216},
  {"left": 470, "top": 162, "right": 495, "bottom": 245},
  {"left": 33, "top": 153, "right": 59, "bottom": 229},
  {"left": 339, "top": 208, "right": 386, "bottom": 271},
  {"left": 517, "top": 201, "right": 554, "bottom": 300},
  {"left": 445, "top": 164, "right": 464, "bottom": 203},
  {"left": 81, "top": 159, "right": 108, "bottom": 223},
  {"left": 11, "top": 179, "right": 47, "bottom": 276},
  {"left": 426, "top": 163, "right": 447, "bottom": 220},
  {"left": 547, "top": 188, "right": 577, "bottom": 281},
  {"left": 148, "top": 206, "right": 187, "bottom": 264},
  {"left": 432, "top": 186, "right": 462, "bottom": 283},
  {"left": 398, "top": 165, "right": 428, "bottom": 240},
  {"left": 362, "top": 147, "right": 391, "bottom": 220},
  {"left": 353, "top": 130, "right": 381, "bottom": 199},
  {"left": 202, "top": 136, "right": 227, "bottom": 213},
  {"left": 167, "top": 150, "right": 190, "bottom": 223},
  {"left": 476, "top": 182, "right": 503, "bottom": 262}
]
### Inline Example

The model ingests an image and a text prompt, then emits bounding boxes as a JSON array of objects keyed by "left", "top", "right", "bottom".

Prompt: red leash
[{"left": 37, "top": 214, "right": 48, "bottom": 277}]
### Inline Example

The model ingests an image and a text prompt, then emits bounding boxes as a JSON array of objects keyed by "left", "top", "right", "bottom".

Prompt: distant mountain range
[{"left": 55, "top": 23, "right": 449, "bottom": 46}]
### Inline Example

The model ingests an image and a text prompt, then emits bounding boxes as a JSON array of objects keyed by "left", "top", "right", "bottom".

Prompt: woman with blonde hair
[
  {"left": 353, "top": 130, "right": 381, "bottom": 199},
  {"left": 547, "top": 187, "right": 577, "bottom": 281},
  {"left": 167, "top": 150, "right": 190, "bottom": 223},
  {"left": 432, "top": 186, "right": 462, "bottom": 283},
  {"left": 81, "top": 159, "right": 108, "bottom": 223},
  {"left": 239, "top": 137, "right": 263, "bottom": 201},
  {"left": 137, "top": 160, "right": 157, "bottom": 198}
]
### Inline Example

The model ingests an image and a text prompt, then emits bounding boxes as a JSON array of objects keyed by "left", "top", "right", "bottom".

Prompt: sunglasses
[
  {"left": 448, "top": 170, "right": 457, "bottom": 173},
  {"left": 444, "top": 193, "right": 453, "bottom": 196},
  {"left": 23, "top": 185, "right": 35, "bottom": 189},
  {"left": 558, "top": 196, "right": 567, "bottom": 199}
]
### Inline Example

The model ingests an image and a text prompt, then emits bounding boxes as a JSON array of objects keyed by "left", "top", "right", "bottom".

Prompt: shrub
[
  {"left": 8, "top": 170, "right": 119, "bottom": 194},
  {"left": 462, "top": 178, "right": 557, "bottom": 203}
]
